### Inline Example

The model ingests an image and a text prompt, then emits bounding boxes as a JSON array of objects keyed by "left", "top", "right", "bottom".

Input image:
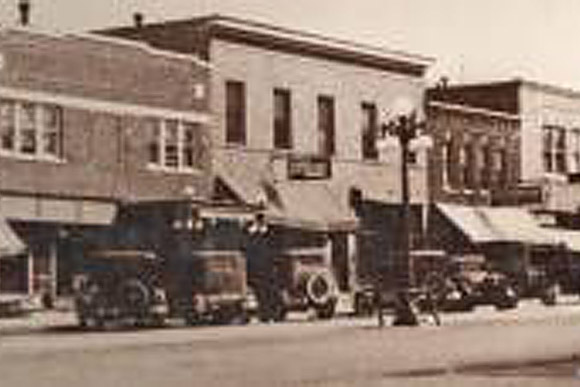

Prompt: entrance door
[{"left": 331, "top": 232, "right": 349, "bottom": 292}]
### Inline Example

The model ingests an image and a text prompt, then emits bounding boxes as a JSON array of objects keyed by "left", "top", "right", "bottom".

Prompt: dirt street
[{"left": 2, "top": 301, "right": 580, "bottom": 386}]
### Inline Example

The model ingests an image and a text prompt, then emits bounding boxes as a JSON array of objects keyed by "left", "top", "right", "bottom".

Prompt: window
[
  {"left": 481, "top": 142, "right": 492, "bottom": 189},
  {"left": 555, "top": 127, "right": 567, "bottom": 173},
  {"left": 317, "top": 95, "right": 335, "bottom": 157},
  {"left": 442, "top": 136, "right": 452, "bottom": 188},
  {"left": 543, "top": 126, "right": 567, "bottom": 173},
  {"left": 19, "top": 103, "right": 37, "bottom": 154},
  {"left": 361, "top": 102, "right": 378, "bottom": 160},
  {"left": 42, "top": 105, "right": 63, "bottom": 157},
  {"left": 463, "top": 142, "right": 475, "bottom": 189},
  {"left": 164, "top": 120, "right": 179, "bottom": 168},
  {"left": 570, "top": 129, "right": 580, "bottom": 173},
  {"left": 183, "top": 123, "right": 203, "bottom": 168},
  {"left": 273, "top": 89, "right": 292, "bottom": 149},
  {"left": 0, "top": 100, "right": 15, "bottom": 151},
  {"left": 0, "top": 98, "right": 63, "bottom": 160},
  {"left": 148, "top": 119, "right": 202, "bottom": 171},
  {"left": 225, "top": 81, "right": 246, "bottom": 145}
]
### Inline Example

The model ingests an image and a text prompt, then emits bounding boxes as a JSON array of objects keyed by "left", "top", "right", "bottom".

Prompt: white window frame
[
  {"left": 0, "top": 98, "right": 64, "bottom": 162},
  {"left": 147, "top": 118, "right": 201, "bottom": 173}
]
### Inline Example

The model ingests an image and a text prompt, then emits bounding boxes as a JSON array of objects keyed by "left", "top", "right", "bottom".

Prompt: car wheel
[
  {"left": 541, "top": 283, "right": 561, "bottom": 306},
  {"left": 315, "top": 299, "right": 336, "bottom": 319}
]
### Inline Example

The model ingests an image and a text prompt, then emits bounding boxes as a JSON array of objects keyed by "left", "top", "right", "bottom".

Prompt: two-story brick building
[
  {"left": 425, "top": 79, "right": 580, "bottom": 263},
  {"left": 101, "top": 14, "right": 433, "bottom": 294},
  {"left": 427, "top": 79, "right": 580, "bottom": 220},
  {"left": 0, "top": 27, "right": 211, "bottom": 298}
]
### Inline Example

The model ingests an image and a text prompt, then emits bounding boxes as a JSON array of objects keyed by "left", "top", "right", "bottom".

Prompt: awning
[
  {"left": 265, "top": 182, "right": 358, "bottom": 232},
  {"left": 214, "top": 151, "right": 358, "bottom": 232},
  {"left": 544, "top": 228, "right": 580, "bottom": 252},
  {"left": 436, "top": 203, "right": 497, "bottom": 243},
  {"left": 0, "top": 218, "right": 25, "bottom": 257},
  {"left": 436, "top": 203, "right": 557, "bottom": 245},
  {"left": 213, "top": 151, "right": 271, "bottom": 205}
]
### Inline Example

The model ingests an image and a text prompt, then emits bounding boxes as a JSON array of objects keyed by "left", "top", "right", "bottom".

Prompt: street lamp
[{"left": 378, "top": 96, "right": 432, "bottom": 326}]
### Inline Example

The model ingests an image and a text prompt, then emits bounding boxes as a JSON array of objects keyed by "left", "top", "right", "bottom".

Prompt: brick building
[
  {"left": 0, "top": 27, "right": 211, "bottom": 297},
  {"left": 425, "top": 95, "right": 521, "bottom": 205},
  {"left": 427, "top": 79, "right": 580, "bottom": 221},
  {"left": 101, "top": 15, "right": 433, "bottom": 292}
]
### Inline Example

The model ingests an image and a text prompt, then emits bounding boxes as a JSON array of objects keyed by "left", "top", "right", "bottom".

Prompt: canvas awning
[
  {"left": 264, "top": 182, "right": 358, "bottom": 232},
  {"left": 0, "top": 217, "right": 25, "bottom": 258},
  {"left": 436, "top": 203, "right": 557, "bottom": 246},
  {"left": 544, "top": 228, "right": 580, "bottom": 252}
]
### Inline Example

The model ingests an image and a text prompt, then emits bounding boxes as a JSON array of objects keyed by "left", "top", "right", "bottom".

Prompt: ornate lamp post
[{"left": 378, "top": 97, "right": 432, "bottom": 326}]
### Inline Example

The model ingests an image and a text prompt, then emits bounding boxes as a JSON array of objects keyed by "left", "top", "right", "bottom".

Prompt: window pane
[
  {"left": 273, "top": 89, "right": 292, "bottom": 149},
  {"left": 147, "top": 119, "right": 161, "bottom": 165},
  {"left": 182, "top": 122, "right": 197, "bottom": 168},
  {"left": 20, "top": 103, "right": 36, "bottom": 154},
  {"left": 361, "top": 103, "right": 378, "bottom": 160},
  {"left": 225, "top": 81, "right": 246, "bottom": 145},
  {"left": 0, "top": 99, "right": 15, "bottom": 151},
  {"left": 164, "top": 120, "right": 179, "bottom": 167},
  {"left": 42, "top": 105, "right": 63, "bottom": 157},
  {"left": 317, "top": 96, "right": 335, "bottom": 157}
]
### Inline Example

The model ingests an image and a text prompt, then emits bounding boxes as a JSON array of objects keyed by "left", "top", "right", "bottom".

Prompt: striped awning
[{"left": 437, "top": 203, "right": 557, "bottom": 246}]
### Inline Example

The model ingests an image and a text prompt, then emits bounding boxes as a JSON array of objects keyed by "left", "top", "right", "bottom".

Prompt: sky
[{"left": 0, "top": 0, "right": 578, "bottom": 89}]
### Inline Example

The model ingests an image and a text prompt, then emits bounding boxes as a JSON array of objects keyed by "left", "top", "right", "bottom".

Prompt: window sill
[
  {"left": 146, "top": 164, "right": 203, "bottom": 175},
  {"left": 0, "top": 151, "right": 65, "bottom": 164}
]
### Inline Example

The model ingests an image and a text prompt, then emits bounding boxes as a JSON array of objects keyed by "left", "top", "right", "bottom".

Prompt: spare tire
[
  {"left": 119, "top": 278, "right": 150, "bottom": 309},
  {"left": 305, "top": 271, "right": 336, "bottom": 307}
]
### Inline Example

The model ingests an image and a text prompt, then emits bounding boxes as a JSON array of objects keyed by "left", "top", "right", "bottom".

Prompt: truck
[{"left": 74, "top": 199, "right": 254, "bottom": 328}]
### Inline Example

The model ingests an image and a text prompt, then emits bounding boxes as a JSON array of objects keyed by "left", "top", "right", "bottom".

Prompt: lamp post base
[{"left": 392, "top": 290, "right": 420, "bottom": 327}]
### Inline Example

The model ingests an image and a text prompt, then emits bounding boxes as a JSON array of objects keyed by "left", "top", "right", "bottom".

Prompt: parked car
[
  {"left": 440, "top": 254, "right": 518, "bottom": 311},
  {"left": 73, "top": 250, "right": 169, "bottom": 329}
]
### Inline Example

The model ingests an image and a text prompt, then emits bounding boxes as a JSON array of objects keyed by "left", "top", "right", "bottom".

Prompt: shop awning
[
  {"left": 436, "top": 203, "right": 557, "bottom": 246},
  {"left": 436, "top": 203, "right": 497, "bottom": 243},
  {"left": 214, "top": 151, "right": 358, "bottom": 232},
  {"left": 544, "top": 228, "right": 580, "bottom": 252},
  {"left": 0, "top": 218, "right": 25, "bottom": 258},
  {"left": 265, "top": 182, "right": 358, "bottom": 232}
]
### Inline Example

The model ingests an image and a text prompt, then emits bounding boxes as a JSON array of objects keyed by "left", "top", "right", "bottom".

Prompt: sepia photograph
[{"left": 0, "top": 0, "right": 579, "bottom": 385}]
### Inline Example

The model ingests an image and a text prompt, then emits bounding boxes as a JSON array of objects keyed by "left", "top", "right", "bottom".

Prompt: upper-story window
[
  {"left": 0, "top": 99, "right": 63, "bottom": 160},
  {"left": 317, "top": 95, "right": 335, "bottom": 157},
  {"left": 361, "top": 102, "right": 378, "bottom": 160},
  {"left": 148, "top": 118, "right": 202, "bottom": 171},
  {"left": 543, "top": 125, "right": 566, "bottom": 173},
  {"left": 568, "top": 129, "right": 580, "bottom": 174},
  {"left": 273, "top": 88, "right": 292, "bottom": 150},
  {"left": 225, "top": 80, "right": 246, "bottom": 145}
]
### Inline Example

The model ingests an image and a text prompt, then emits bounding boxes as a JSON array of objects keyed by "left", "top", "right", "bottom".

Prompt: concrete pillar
[
  {"left": 27, "top": 250, "right": 34, "bottom": 295},
  {"left": 347, "top": 232, "right": 358, "bottom": 291},
  {"left": 49, "top": 241, "right": 58, "bottom": 300}
]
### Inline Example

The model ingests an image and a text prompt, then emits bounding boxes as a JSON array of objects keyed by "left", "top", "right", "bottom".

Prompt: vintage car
[
  {"left": 73, "top": 250, "right": 169, "bottom": 329},
  {"left": 484, "top": 243, "right": 566, "bottom": 306},
  {"left": 168, "top": 250, "right": 249, "bottom": 325},
  {"left": 436, "top": 254, "right": 519, "bottom": 311},
  {"left": 277, "top": 254, "right": 338, "bottom": 320},
  {"left": 111, "top": 200, "right": 253, "bottom": 326}
]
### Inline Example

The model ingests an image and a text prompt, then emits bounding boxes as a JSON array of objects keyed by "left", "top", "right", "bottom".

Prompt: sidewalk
[{"left": 0, "top": 309, "right": 78, "bottom": 336}]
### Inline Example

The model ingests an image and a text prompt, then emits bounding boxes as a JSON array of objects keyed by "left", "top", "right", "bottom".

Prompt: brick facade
[
  {"left": 426, "top": 99, "right": 521, "bottom": 205},
  {"left": 0, "top": 29, "right": 212, "bottom": 206},
  {"left": 0, "top": 28, "right": 211, "bottom": 297}
]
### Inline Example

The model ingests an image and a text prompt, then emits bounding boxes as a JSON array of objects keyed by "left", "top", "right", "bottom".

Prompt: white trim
[
  {"left": 211, "top": 16, "right": 434, "bottom": 68},
  {"left": 428, "top": 100, "right": 520, "bottom": 121},
  {"left": 146, "top": 163, "right": 203, "bottom": 175},
  {"left": 0, "top": 149, "right": 65, "bottom": 163},
  {"left": 0, "top": 86, "right": 210, "bottom": 123}
]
